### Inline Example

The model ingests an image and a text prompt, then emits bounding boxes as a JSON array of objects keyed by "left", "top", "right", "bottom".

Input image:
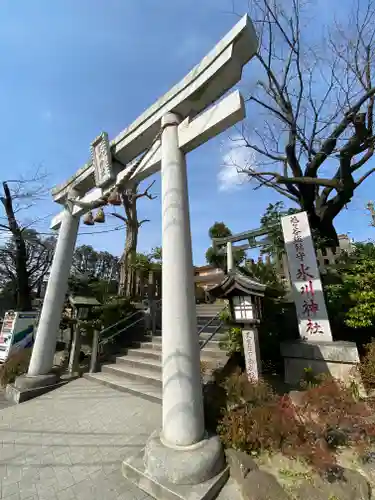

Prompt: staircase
[{"left": 85, "top": 303, "right": 229, "bottom": 403}]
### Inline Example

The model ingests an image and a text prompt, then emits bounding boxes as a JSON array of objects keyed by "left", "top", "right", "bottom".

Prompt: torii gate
[
  {"left": 21, "top": 15, "right": 258, "bottom": 491},
  {"left": 212, "top": 224, "right": 283, "bottom": 271}
]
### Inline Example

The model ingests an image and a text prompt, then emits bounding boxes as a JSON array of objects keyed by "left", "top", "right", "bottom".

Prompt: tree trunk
[
  {"left": 307, "top": 209, "right": 339, "bottom": 247},
  {"left": 117, "top": 186, "right": 139, "bottom": 297},
  {"left": 1, "top": 182, "right": 32, "bottom": 311}
]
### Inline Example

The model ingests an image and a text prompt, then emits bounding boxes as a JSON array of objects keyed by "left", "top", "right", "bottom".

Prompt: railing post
[
  {"left": 89, "top": 329, "right": 100, "bottom": 374},
  {"left": 68, "top": 324, "right": 82, "bottom": 376}
]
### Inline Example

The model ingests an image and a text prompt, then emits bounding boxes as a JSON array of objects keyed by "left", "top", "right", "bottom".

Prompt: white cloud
[{"left": 217, "top": 136, "right": 256, "bottom": 192}]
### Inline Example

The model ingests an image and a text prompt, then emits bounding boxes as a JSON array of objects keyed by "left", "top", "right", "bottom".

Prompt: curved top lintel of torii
[{"left": 50, "top": 14, "right": 258, "bottom": 230}]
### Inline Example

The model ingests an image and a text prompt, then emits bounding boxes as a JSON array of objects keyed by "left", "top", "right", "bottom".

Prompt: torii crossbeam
[{"left": 22, "top": 14, "right": 258, "bottom": 497}]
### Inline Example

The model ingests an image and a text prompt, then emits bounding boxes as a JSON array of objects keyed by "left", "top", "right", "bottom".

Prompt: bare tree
[
  {"left": 227, "top": 0, "right": 375, "bottom": 244},
  {"left": 72, "top": 244, "right": 119, "bottom": 281},
  {"left": 0, "top": 230, "right": 55, "bottom": 302},
  {"left": 0, "top": 175, "right": 49, "bottom": 310},
  {"left": 110, "top": 180, "right": 156, "bottom": 296}
]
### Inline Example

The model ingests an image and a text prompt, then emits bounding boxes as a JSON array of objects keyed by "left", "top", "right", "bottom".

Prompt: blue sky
[{"left": 0, "top": 0, "right": 373, "bottom": 265}]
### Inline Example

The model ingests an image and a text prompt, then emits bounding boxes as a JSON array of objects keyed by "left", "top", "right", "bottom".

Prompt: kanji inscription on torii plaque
[
  {"left": 281, "top": 211, "right": 332, "bottom": 342},
  {"left": 91, "top": 132, "right": 115, "bottom": 188}
]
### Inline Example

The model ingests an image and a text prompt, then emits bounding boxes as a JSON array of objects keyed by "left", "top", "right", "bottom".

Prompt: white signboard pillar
[
  {"left": 242, "top": 327, "right": 261, "bottom": 381},
  {"left": 281, "top": 211, "right": 333, "bottom": 342}
]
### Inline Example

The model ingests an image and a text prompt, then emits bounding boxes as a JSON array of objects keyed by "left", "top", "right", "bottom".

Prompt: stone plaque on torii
[{"left": 20, "top": 15, "right": 258, "bottom": 498}]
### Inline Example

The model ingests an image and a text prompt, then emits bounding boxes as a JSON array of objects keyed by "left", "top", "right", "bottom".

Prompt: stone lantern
[
  {"left": 208, "top": 270, "right": 266, "bottom": 380},
  {"left": 68, "top": 295, "right": 101, "bottom": 375}
]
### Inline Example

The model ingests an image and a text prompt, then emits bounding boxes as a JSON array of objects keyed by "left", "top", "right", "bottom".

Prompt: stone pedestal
[
  {"left": 280, "top": 340, "right": 360, "bottom": 386},
  {"left": 5, "top": 373, "right": 68, "bottom": 404},
  {"left": 145, "top": 431, "right": 224, "bottom": 485}
]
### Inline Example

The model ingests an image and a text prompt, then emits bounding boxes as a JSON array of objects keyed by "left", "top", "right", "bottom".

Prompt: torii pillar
[
  {"left": 141, "top": 112, "right": 225, "bottom": 486},
  {"left": 14, "top": 206, "right": 79, "bottom": 390}
]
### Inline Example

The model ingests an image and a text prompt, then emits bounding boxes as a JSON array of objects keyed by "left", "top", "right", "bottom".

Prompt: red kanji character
[
  {"left": 296, "top": 264, "right": 314, "bottom": 281},
  {"left": 300, "top": 280, "right": 315, "bottom": 296},
  {"left": 306, "top": 318, "right": 323, "bottom": 335},
  {"left": 302, "top": 298, "right": 319, "bottom": 316}
]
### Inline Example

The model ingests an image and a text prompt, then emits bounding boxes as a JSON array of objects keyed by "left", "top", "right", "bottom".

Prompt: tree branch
[
  {"left": 135, "top": 180, "right": 157, "bottom": 200},
  {"left": 138, "top": 219, "right": 150, "bottom": 227},
  {"left": 356, "top": 166, "right": 375, "bottom": 186},
  {"left": 305, "top": 86, "right": 375, "bottom": 177},
  {"left": 110, "top": 212, "right": 128, "bottom": 225},
  {"left": 243, "top": 169, "right": 341, "bottom": 188}
]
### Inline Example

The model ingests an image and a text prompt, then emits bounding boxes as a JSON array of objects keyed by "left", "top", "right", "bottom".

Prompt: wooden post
[
  {"left": 139, "top": 270, "right": 145, "bottom": 299},
  {"left": 89, "top": 329, "right": 100, "bottom": 373},
  {"left": 68, "top": 324, "right": 82, "bottom": 376}
]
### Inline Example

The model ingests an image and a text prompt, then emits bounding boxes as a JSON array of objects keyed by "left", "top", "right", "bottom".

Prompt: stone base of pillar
[
  {"left": 5, "top": 373, "right": 68, "bottom": 404},
  {"left": 122, "top": 430, "right": 228, "bottom": 500},
  {"left": 14, "top": 372, "right": 59, "bottom": 390},
  {"left": 145, "top": 430, "right": 224, "bottom": 485}
]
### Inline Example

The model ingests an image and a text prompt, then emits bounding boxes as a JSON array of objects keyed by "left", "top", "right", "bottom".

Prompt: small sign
[
  {"left": 281, "top": 211, "right": 332, "bottom": 342},
  {"left": 242, "top": 329, "right": 261, "bottom": 381},
  {"left": 91, "top": 132, "right": 114, "bottom": 188},
  {"left": 0, "top": 310, "right": 38, "bottom": 362}
]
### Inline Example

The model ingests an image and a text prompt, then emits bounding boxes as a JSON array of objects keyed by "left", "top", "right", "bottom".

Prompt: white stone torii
[{"left": 23, "top": 14, "right": 258, "bottom": 491}]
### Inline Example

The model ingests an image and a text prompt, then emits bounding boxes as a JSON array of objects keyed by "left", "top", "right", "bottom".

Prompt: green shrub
[
  {"left": 93, "top": 296, "right": 136, "bottom": 330},
  {"left": 220, "top": 327, "right": 243, "bottom": 356},
  {"left": 326, "top": 256, "right": 375, "bottom": 329},
  {"left": 218, "top": 307, "right": 231, "bottom": 325},
  {"left": 0, "top": 349, "right": 31, "bottom": 387},
  {"left": 300, "top": 367, "right": 324, "bottom": 389}
]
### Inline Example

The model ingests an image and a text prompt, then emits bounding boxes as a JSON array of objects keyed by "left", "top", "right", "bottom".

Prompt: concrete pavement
[{"left": 0, "top": 378, "right": 159, "bottom": 499}]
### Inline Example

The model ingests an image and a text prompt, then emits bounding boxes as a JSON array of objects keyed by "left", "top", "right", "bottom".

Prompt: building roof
[
  {"left": 68, "top": 295, "right": 101, "bottom": 307},
  {"left": 194, "top": 265, "right": 217, "bottom": 273},
  {"left": 208, "top": 270, "right": 266, "bottom": 299}
]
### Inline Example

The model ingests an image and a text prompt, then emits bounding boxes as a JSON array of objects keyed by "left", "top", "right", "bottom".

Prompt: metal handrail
[
  {"left": 99, "top": 314, "right": 144, "bottom": 347},
  {"left": 197, "top": 305, "right": 227, "bottom": 336},
  {"left": 89, "top": 299, "right": 161, "bottom": 373},
  {"left": 200, "top": 322, "right": 224, "bottom": 350},
  {"left": 98, "top": 309, "right": 142, "bottom": 339},
  {"left": 197, "top": 305, "right": 228, "bottom": 351}
]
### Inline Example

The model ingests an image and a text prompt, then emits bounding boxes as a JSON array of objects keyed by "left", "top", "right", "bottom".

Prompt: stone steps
[
  {"left": 85, "top": 371, "right": 162, "bottom": 403},
  {"left": 102, "top": 362, "right": 162, "bottom": 388},
  {"left": 85, "top": 308, "right": 229, "bottom": 402},
  {"left": 127, "top": 345, "right": 227, "bottom": 361}
]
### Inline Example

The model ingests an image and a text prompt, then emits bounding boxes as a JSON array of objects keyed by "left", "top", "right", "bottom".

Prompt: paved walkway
[
  {"left": 0, "top": 390, "right": 13, "bottom": 411},
  {"left": 0, "top": 378, "right": 161, "bottom": 499}
]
